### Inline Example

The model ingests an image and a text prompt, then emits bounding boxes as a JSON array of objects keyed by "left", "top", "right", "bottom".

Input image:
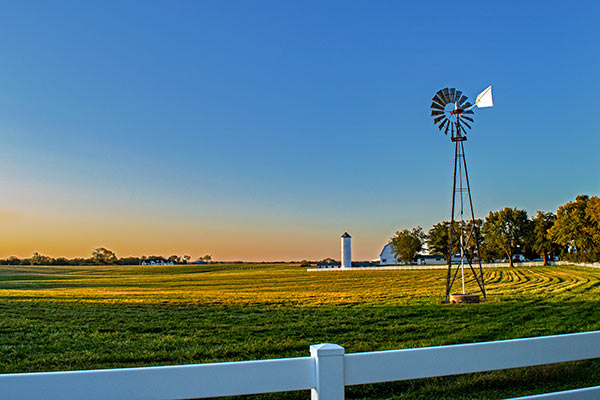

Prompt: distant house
[
  {"left": 351, "top": 261, "right": 378, "bottom": 267},
  {"left": 379, "top": 243, "right": 445, "bottom": 265},
  {"left": 512, "top": 254, "right": 529, "bottom": 262},
  {"left": 141, "top": 259, "right": 174, "bottom": 266},
  {"left": 416, "top": 254, "right": 446, "bottom": 265},
  {"left": 316, "top": 262, "right": 341, "bottom": 268}
]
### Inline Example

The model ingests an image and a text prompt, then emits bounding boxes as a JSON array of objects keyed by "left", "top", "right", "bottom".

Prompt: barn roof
[{"left": 379, "top": 243, "right": 391, "bottom": 257}]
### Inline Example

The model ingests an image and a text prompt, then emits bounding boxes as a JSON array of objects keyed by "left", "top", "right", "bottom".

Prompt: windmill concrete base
[{"left": 450, "top": 293, "right": 480, "bottom": 304}]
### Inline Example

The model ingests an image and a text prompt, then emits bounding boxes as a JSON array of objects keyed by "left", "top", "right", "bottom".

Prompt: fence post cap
[{"left": 310, "top": 343, "right": 345, "bottom": 357}]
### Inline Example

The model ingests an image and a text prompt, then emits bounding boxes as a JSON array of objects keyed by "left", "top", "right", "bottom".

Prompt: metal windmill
[{"left": 430, "top": 86, "right": 493, "bottom": 303}]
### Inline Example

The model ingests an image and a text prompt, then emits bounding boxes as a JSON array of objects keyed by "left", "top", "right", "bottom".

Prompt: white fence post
[{"left": 310, "top": 343, "right": 345, "bottom": 400}]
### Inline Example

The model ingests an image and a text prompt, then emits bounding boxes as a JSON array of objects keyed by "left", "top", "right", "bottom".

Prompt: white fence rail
[
  {"left": 1, "top": 331, "right": 600, "bottom": 399},
  {"left": 507, "top": 385, "right": 600, "bottom": 399},
  {"left": 308, "top": 260, "right": 600, "bottom": 271}
]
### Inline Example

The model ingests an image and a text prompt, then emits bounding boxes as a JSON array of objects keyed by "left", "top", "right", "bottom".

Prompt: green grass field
[{"left": 1, "top": 263, "right": 600, "bottom": 399}]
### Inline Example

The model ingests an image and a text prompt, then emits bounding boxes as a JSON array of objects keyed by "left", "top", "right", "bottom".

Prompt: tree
[
  {"left": 6, "top": 256, "right": 21, "bottom": 265},
  {"left": 30, "top": 252, "right": 52, "bottom": 265},
  {"left": 91, "top": 247, "right": 117, "bottom": 265},
  {"left": 482, "top": 207, "right": 530, "bottom": 267},
  {"left": 428, "top": 220, "right": 483, "bottom": 264},
  {"left": 586, "top": 196, "right": 600, "bottom": 255},
  {"left": 390, "top": 226, "right": 426, "bottom": 264},
  {"left": 183, "top": 255, "right": 191, "bottom": 264},
  {"left": 427, "top": 222, "right": 455, "bottom": 263},
  {"left": 52, "top": 257, "right": 70, "bottom": 266},
  {"left": 479, "top": 235, "right": 503, "bottom": 263},
  {"left": 168, "top": 255, "right": 181, "bottom": 264},
  {"left": 147, "top": 255, "right": 167, "bottom": 264},
  {"left": 69, "top": 257, "right": 88, "bottom": 266},
  {"left": 549, "top": 195, "right": 600, "bottom": 262},
  {"left": 118, "top": 257, "right": 142, "bottom": 265},
  {"left": 200, "top": 254, "right": 212, "bottom": 262},
  {"left": 461, "top": 219, "right": 483, "bottom": 263},
  {"left": 318, "top": 257, "right": 337, "bottom": 264},
  {"left": 530, "top": 211, "right": 557, "bottom": 265}
]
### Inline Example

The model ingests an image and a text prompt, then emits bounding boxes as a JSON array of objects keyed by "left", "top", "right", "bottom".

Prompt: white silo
[{"left": 341, "top": 232, "right": 352, "bottom": 268}]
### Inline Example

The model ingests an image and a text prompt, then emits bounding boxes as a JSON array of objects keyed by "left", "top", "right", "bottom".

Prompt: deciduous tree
[
  {"left": 428, "top": 220, "right": 483, "bottom": 264},
  {"left": 91, "top": 247, "right": 117, "bottom": 265},
  {"left": 168, "top": 255, "right": 181, "bottom": 264},
  {"left": 549, "top": 195, "right": 600, "bottom": 262},
  {"left": 390, "top": 226, "right": 426, "bottom": 264},
  {"left": 531, "top": 211, "right": 557, "bottom": 265},
  {"left": 482, "top": 207, "right": 530, "bottom": 267},
  {"left": 427, "top": 222, "right": 455, "bottom": 263},
  {"left": 30, "top": 252, "right": 52, "bottom": 265},
  {"left": 462, "top": 219, "right": 483, "bottom": 263}
]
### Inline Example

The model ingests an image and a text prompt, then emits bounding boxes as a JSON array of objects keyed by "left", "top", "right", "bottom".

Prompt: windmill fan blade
[
  {"left": 442, "top": 88, "right": 451, "bottom": 103},
  {"left": 449, "top": 88, "right": 456, "bottom": 103},
  {"left": 444, "top": 122, "right": 450, "bottom": 135},
  {"left": 431, "top": 102, "right": 444, "bottom": 111},
  {"left": 458, "top": 95, "right": 468, "bottom": 106},
  {"left": 454, "top": 90, "right": 462, "bottom": 102},
  {"left": 433, "top": 115, "right": 445, "bottom": 124},
  {"left": 435, "top": 90, "right": 446, "bottom": 104},
  {"left": 432, "top": 98, "right": 445, "bottom": 108},
  {"left": 432, "top": 93, "right": 446, "bottom": 106},
  {"left": 459, "top": 119, "right": 472, "bottom": 130},
  {"left": 439, "top": 119, "right": 448, "bottom": 131},
  {"left": 462, "top": 116, "right": 474, "bottom": 123},
  {"left": 431, "top": 110, "right": 444, "bottom": 116},
  {"left": 464, "top": 109, "right": 474, "bottom": 115}
]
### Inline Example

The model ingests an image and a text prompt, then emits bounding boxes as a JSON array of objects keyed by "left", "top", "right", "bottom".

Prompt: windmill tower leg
[
  {"left": 445, "top": 140, "right": 459, "bottom": 303},
  {"left": 460, "top": 141, "right": 486, "bottom": 299}
]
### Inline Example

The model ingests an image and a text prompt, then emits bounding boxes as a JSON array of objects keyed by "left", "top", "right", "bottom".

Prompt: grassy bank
[{"left": 1, "top": 264, "right": 599, "bottom": 399}]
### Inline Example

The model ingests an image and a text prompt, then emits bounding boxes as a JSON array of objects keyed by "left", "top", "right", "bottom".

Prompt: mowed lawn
[{"left": 1, "top": 263, "right": 600, "bottom": 399}]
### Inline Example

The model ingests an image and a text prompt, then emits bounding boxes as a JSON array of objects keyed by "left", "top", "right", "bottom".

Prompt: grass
[{"left": 1, "top": 263, "right": 600, "bottom": 399}]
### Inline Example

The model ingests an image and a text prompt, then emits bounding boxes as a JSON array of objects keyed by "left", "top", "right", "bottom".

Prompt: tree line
[
  {"left": 390, "top": 194, "right": 600, "bottom": 267},
  {"left": 0, "top": 247, "right": 213, "bottom": 266}
]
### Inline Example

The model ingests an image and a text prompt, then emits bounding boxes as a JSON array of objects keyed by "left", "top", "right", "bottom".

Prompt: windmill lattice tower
[{"left": 430, "top": 86, "right": 493, "bottom": 303}]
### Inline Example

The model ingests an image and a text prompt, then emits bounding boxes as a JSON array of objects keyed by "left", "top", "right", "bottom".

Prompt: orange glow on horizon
[{"left": 0, "top": 208, "right": 387, "bottom": 262}]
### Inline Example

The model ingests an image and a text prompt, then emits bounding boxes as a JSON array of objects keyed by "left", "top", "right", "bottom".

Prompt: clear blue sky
[{"left": 0, "top": 1, "right": 598, "bottom": 261}]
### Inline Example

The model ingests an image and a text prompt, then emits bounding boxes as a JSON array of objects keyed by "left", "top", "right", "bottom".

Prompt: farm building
[
  {"left": 379, "top": 243, "right": 445, "bottom": 265},
  {"left": 341, "top": 232, "right": 352, "bottom": 268}
]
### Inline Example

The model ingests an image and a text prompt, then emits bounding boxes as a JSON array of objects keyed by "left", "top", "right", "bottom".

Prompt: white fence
[
  {"left": 307, "top": 260, "right": 600, "bottom": 271},
  {"left": 2, "top": 331, "right": 600, "bottom": 399}
]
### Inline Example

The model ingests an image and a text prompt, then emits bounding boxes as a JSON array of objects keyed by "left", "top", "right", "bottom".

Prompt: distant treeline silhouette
[{"left": 0, "top": 247, "right": 212, "bottom": 266}]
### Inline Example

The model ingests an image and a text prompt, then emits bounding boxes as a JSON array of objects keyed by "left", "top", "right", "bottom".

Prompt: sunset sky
[{"left": 0, "top": 1, "right": 598, "bottom": 261}]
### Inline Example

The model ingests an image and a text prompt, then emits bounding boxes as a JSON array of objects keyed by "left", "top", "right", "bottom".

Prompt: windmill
[{"left": 430, "top": 86, "right": 493, "bottom": 304}]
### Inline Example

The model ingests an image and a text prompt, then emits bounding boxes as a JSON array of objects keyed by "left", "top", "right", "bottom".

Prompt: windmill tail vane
[{"left": 475, "top": 85, "right": 493, "bottom": 108}]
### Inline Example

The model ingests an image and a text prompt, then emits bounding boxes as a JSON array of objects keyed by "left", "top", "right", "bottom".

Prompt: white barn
[
  {"left": 379, "top": 243, "right": 445, "bottom": 266},
  {"left": 379, "top": 244, "right": 396, "bottom": 265}
]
